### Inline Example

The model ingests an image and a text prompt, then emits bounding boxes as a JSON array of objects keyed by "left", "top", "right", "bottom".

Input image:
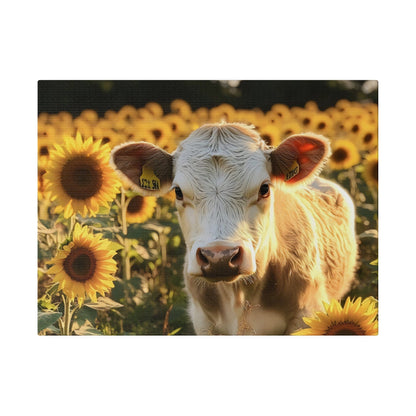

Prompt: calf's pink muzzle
[{"left": 196, "top": 245, "right": 244, "bottom": 282}]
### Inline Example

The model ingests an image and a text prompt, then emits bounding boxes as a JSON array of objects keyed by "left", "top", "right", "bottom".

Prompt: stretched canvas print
[{"left": 37, "top": 80, "right": 378, "bottom": 335}]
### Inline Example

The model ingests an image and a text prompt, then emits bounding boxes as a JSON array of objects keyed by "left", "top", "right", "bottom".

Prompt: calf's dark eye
[
  {"left": 174, "top": 186, "right": 183, "bottom": 200},
  {"left": 259, "top": 183, "right": 270, "bottom": 198}
]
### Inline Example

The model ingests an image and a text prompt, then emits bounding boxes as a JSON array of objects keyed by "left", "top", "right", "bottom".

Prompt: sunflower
[
  {"left": 355, "top": 122, "right": 378, "bottom": 151},
  {"left": 133, "top": 120, "right": 172, "bottom": 149},
  {"left": 279, "top": 120, "right": 303, "bottom": 139},
  {"left": 210, "top": 104, "right": 236, "bottom": 123},
  {"left": 305, "top": 100, "right": 319, "bottom": 112},
  {"left": 163, "top": 114, "right": 189, "bottom": 138},
  {"left": 171, "top": 99, "right": 192, "bottom": 117},
  {"left": 310, "top": 112, "right": 334, "bottom": 136},
  {"left": 44, "top": 132, "right": 120, "bottom": 218},
  {"left": 145, "top": 102, "right": 164, "bottom": 118},
  {"left": 38, "top": 123, "right": 57, "bottom": 140},
  {"left": 194, "top": 107, "right": 210, "bottom": 124},
  {"left": 258, "top": 124, "right": 281, "bottom": 147},
  {"left": 296, "top": 109, "right": 315, "bottom": 129},
  {"left": 38, "top": 137, "right": 55, "bottom": 163},
  {"left": 363, "top": 150, "right": 378, "bottom": 189},
  {"left": 329, "top": 139, "right": 361, "bottom": 170},
  {"left": 92, "top": 124, "right": 124, "bottom": 148},
  {"left": 292, "top": 297, "right": 378, "bottom": 335},
  {"left": 38, "top": 167, "right": 51, "bottom": 201},
  {"left": 117, "top": 105, "right": 138, "bottom": 122},
  {"left": 73, "top": 117, "right": 93, "bottom": 138},
  {"left": 335, "top": 99, "right": 352, "bottom": 113},
  {"left": 269, "top": 103, "right": 292, "bottom": 120},
  {"left": 47, "top": 223, "right": 118, "bottom": 305},
  {"left": 125, "top": 195, "right": 157, "bottom": 223},
  {"left": 80, "top": 109, "right": 99, "bottom": 125},
  {"left": 136, "top": 107, "right": 154, "bottom": 120}
]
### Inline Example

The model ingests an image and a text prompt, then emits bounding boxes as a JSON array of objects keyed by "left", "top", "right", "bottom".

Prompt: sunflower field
[{"left": 38, "top": 96, "right": 378, "bottom": 335}]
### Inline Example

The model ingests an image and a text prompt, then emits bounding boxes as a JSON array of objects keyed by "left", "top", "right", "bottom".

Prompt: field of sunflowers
[{"left": 37, "top": 97, "right": 378, "bottom": 335}]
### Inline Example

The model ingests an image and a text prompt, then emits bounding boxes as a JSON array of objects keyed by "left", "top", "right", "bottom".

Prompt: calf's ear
[
  {"left": 110, "top": 142, "right": 173, "bottom": 196},
  {"left": 269, "top": 133, "right": 330, "bottom": 186}
]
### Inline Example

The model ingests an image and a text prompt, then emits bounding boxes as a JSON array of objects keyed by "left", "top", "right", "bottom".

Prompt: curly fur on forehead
[
  {"left": 173, "top": 123, "right": 271, "bottom": 200},
  {"left": 175, "top": 122, "right": 269, "bottom": 157}
]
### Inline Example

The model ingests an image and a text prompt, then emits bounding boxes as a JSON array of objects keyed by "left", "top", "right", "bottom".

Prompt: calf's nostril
[
  {"left": 229, "top": 247, "right": 243, "bottom": 267},
  {"left": 196, "top": 248, "right": 209, "bottom": 267}
]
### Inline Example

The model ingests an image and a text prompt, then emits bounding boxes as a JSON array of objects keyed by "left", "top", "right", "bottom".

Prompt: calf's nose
[{"left": 196, "top": 245, "right": 243, "bottom": 280}]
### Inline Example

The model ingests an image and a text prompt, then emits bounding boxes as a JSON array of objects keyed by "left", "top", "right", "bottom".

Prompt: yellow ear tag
[
  {"left": 139, "top": 165, "right": 160, "bottom": 190},
  {"left": 285, "top": 160, "right": 299, "bottom": 181}
]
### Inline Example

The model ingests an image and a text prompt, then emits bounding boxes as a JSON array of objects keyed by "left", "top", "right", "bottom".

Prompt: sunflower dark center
[
  {"left": 152, "top": 129, "right": 162, "bottom": 140},
  {"left": 61, "top": 156, "right": 103, "bottom": 200},
  {"left": 63, "top": 247, "right": 97, "bottom": 282},
  {"left": 363, "top": 133, "right": 373, "bottom": 143},
  {"left": 331, "top": 148, "right": 348, "bottom": 162},
  {"left": 325, "top": 321, "right": 366, "bottom": 335},
  {"left": 127, "top": 195, "right": 144, "bottom": 213},
  {"left": 40, "top": 146, "right": 49, "bottom": 156}
]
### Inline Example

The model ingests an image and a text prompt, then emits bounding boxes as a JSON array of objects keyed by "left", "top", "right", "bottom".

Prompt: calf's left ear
[
  {"left": 110, "top": 142, "right": 173, "bottom": 196},
  {"left": 268, "top": 133, "right": 331, "bottom": 186}
]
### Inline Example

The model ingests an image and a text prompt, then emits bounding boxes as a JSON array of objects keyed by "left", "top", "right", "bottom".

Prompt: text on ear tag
[
  {"left": 140, "top": 165, "right": 160, "bottom": 190},
  {"left": 285, "top": 160, "right": 299, "bottom": 181}
]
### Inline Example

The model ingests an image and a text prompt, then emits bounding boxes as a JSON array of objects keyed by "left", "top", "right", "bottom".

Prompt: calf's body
[{"left": 111, "top": 123, "right": 357, "bottom": 335}]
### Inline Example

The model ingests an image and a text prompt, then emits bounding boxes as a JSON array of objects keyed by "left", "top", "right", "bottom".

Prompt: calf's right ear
[
  {"left": 110, "top": 142, "right": 173, "bottom": 196},
  {"left": 269, "top": 133, "right": 330, "bottom": 187}
]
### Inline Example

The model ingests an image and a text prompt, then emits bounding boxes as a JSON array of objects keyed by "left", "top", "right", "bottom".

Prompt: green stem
[
  {"left": 124, "top": 248, "right": 131, "bottom": 280},
  {"left": 348, "top": 167, "right": 358, "bottom": 201},
  {"left": 157, "top": 231, "right": 169, "bottom": 299},
  {"left": 120, "top": 188, "right": 128, "bottom": 236},
  {"left": 67, "top": 214, "right": 77, "bottom": 239},
  {"left": 62, "top": 294, "right": 72, "bottom": 335},
  {"left": 119, "top": 189, "right": 132, "bottom": 280}
]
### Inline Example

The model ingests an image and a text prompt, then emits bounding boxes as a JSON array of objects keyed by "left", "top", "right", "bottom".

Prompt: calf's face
[
  {"left": 110, "top": 123, "right": 330, "bottom": 283},
  {"left": 172, "top": 127, "right": 273, "bottom": 282}
]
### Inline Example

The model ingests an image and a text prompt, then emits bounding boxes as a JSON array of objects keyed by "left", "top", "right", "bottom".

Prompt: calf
[{"left": 110, "top": 122, "right": 357, "bottom": 334}]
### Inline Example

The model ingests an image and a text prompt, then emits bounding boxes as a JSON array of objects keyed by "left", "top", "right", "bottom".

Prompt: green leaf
[
  {"left": 46, "top": 281, "right": 60, "bottom": 297},
  {"left": 74, "top": 305, "right": 98, "bottom": 327},
  {"left": 168, "top": 327, "right": 182, "bottom": 336},
  {"left": 38, "top": 311, "right": 62, "bottom": 332},
  {"left": 84, "top": 297, "right": 124, "bottom": 311},
  {"left": 107, "top": 241, "right": 124, "bottom": 252},
  {"left": 126, "top": 223, "right": 155, "bottom": 240},
  {"left": 73, "top": 323, "right": 102, "bottom": 335}
]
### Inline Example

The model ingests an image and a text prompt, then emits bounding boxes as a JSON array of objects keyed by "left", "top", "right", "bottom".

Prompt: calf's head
[{"left": 110, "top": 123, "right": 330, "bottom": 283}]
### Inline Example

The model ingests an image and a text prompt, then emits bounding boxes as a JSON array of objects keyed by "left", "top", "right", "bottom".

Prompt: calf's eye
[
  {"left": 259, "top": 183, "right": 270, "bottom": 198},
  {"left": 174, "top": 186, "right": 183, "bottom": 200}
]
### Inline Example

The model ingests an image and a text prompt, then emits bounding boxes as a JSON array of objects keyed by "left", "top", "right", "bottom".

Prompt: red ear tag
[{"left": 285, "top": 160, "right": 300, "bottom": 181}]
